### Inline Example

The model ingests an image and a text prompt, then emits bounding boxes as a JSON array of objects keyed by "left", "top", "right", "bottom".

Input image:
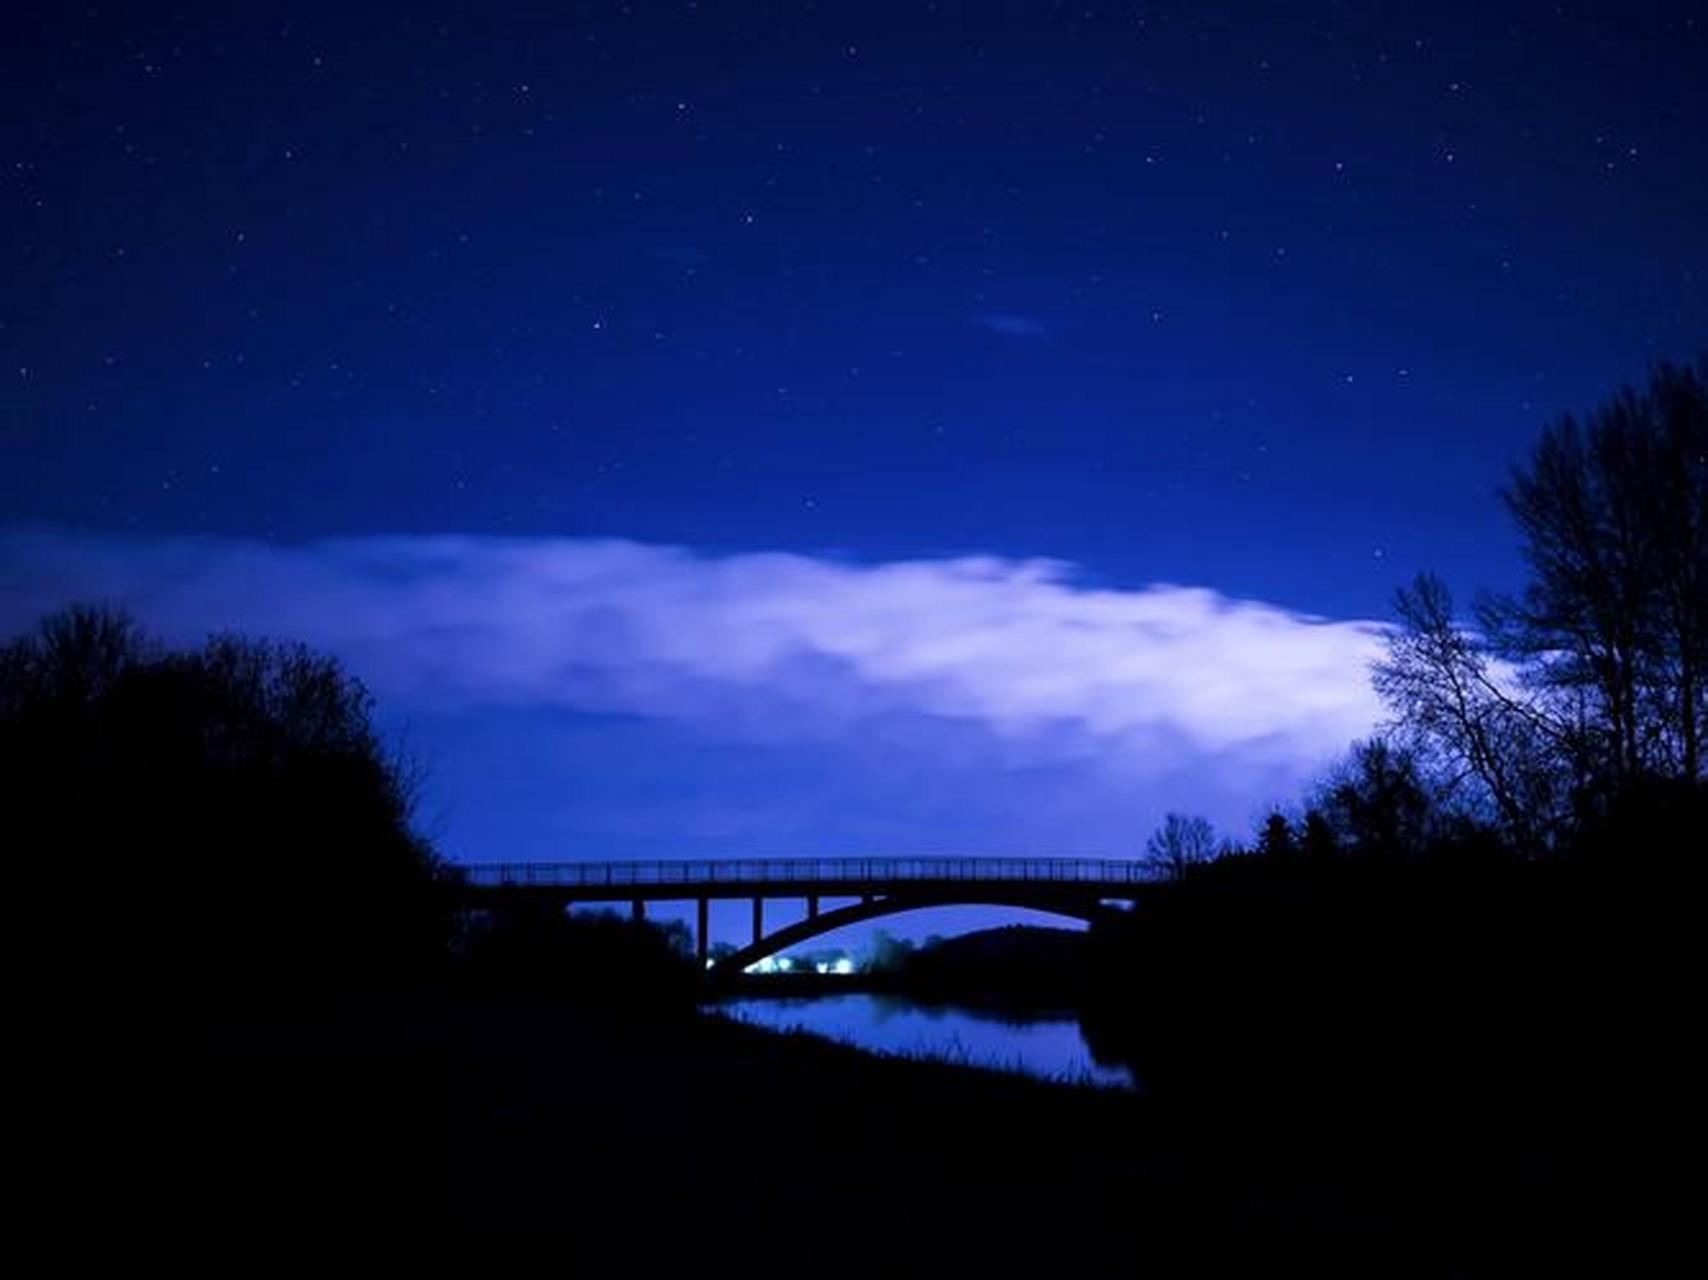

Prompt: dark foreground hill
[{"left": 55, "top": 993, "right": 1460, "bottom": 1277}]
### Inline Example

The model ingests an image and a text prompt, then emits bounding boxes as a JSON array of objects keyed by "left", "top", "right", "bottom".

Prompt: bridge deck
[{"left": 457, "top": 857, "right": 1148, "bottom": 900}]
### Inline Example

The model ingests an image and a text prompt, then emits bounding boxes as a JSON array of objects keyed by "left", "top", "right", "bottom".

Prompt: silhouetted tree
[
  {"left": 2, "top": 604, "right": 450, "bottom": 1004},
  {"left": 1491, "top": 358, "right": 1707, "bottom": 789},
  {"left": 1313, "top": 739, "right": 1442, "bottom": 860},
  {"left": 864, "top": 928, "right": 916, "bottom": 973},
  {"left": 1297, "top": 809, "right": 1339, "bottom": 859},
  {"left": 1374, "top": 574, "right": 1569, "bottom": 852},
  {"left": 1377, "top": 357, "right": 1707, "bottom": 836},
  {"left": 1142, "top": 812, "right": 1217, "bottom": 879},
  {"left": 1254, "top": 811, "right": 1296, "bottom": 860}
]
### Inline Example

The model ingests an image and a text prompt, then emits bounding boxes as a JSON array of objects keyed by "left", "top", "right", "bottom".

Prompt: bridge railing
[{"left": 457, "top": 857, "right": 1151, "bottom": 890}]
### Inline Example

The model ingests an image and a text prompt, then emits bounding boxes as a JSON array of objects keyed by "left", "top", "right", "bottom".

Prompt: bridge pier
[
  {"left": 807, "top": 894, "right": 819, "bottom": 919},
  {"left": 751, "top": 897, "right": 764, "bottom": 947},
  {"left": 697, "top": 897, "right": 709, "bottom": 968},
  {"left": 631, "top": 899, "right": 645, "bottom": 922}
]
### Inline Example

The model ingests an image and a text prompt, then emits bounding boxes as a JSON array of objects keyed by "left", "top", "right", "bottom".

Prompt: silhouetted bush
[
  {"left": 2, "top": 605, "right": 452, "bottom": 1006},
  {"left": 455, "top": 905, "right": 697, "bottom": 1010}
]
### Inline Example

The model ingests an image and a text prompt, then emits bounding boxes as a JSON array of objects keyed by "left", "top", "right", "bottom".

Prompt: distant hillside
[{"left": 897, "top": 924, "right": 1087, "bottom": 1009}]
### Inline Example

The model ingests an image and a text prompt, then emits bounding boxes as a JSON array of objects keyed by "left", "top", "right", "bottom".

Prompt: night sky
[{"left": 4, "top": 3, "right": 1705, "bottom": 933}]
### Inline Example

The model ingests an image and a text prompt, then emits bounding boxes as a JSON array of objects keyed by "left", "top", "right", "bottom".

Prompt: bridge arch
[{"left": 711, "top": 891, "right": 1122, "bottom": 977}]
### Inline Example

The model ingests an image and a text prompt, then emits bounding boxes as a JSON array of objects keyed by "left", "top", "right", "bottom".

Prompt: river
[{"left": 709, "top": 991, "right": 1135, "bottom": 1089}]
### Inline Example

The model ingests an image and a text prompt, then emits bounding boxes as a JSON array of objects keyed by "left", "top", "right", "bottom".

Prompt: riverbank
[{"left": 75, "top": 992, "right": 1448, "bottom": 1275}]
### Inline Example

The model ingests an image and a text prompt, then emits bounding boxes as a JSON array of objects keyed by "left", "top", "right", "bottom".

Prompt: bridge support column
[
  {"left": 807, "top": 894, "right": 819, "bottom": 919},
  {"left": 697, "top": 898, "right": 709, "bottom": 968},
  {"left": 631, "top": 899, "right": 644, "bottom": 922},
  {"left": 751, "top": 896, "right": 764, "bottom": 946}
]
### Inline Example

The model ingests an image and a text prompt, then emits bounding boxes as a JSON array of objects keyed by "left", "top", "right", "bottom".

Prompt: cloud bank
[
  {"left": 978, "top": 313, "right": 1050, "bottom": 337},
  {"left": 0, "top": 532, "right": 1387, "bottom": 855}
]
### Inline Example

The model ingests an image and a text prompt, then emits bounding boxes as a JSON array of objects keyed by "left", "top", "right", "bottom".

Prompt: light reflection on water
[{"left": 710, "top": 992, "right": 1134, "bottom": 1090}]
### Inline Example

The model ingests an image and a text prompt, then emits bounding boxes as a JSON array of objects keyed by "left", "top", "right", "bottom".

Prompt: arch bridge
[{"left": 456, "top": 858, "right": 1148, "bottom": 975}]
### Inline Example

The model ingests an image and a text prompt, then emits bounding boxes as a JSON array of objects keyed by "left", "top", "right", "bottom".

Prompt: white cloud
[
  {"left": 978, "top": 313, "right": 1050, "bottom": 337},
  {"left": 0, "top": 532, "right": 1388, "bottom": 844}
]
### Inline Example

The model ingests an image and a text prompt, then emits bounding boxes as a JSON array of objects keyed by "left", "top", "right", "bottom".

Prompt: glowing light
[{"left": 833, "top": 958, "right": 854, "bottom": 975}]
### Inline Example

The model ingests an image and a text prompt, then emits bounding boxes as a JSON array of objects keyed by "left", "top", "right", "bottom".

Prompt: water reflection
[{"left": 711, "top": 992, "right": 1134, "bottom": 1089}]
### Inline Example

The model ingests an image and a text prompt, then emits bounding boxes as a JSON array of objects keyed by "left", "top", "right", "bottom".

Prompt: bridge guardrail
[{"left": 457, "top": 857, "right": 1151, "bottom": 890}]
